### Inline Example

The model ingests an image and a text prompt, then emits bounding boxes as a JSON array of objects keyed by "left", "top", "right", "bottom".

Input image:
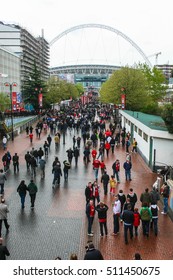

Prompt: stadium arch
[{"left": 50, "top": 23, "right": 152, "bottom": 68}]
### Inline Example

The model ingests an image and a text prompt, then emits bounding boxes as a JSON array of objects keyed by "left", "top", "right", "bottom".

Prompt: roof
[{"left": 123, "top": 110, "right": 168, "bottom": 131}]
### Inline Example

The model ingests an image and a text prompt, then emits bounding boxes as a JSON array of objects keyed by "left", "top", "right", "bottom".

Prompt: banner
[
  {"left": 12, "top": 92, "right": 17, "bottom": 111},
  {"left": 121, "top": 94, "right": 126, "bottom": 110},
  {"left": 38, "top": 93, "right": 43, "bottom": 107}
]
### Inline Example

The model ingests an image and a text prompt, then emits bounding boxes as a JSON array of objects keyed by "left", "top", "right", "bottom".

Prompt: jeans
[
  {"left": 0, "top": 219, "right": 9, "bottom": 237},
  {"left": 103, "top": 183, "right": 108, "bottom": 195},
  {"left": 142, "top": 220, "right": 150, "bottom": 236},
  {"left": 125, "top": 170, "right": 131, "bottom": 180},
  {"left": 0, "top": 183, "right": 4, "bottom": 195},
  {"left": 150, "top": 218, "right": 158, "bottom": 235},
  {"left": 64, "top": 170, "right": 68, "bottom": 180},
  {"left": 124, "top": 224, "right": 133, "bottom": 243},
  {"left": 87, "top": 216, "right": 94, "bottom": 234},
  {"left": 20, "top": 193, "right": 26, "bottom": 208},
  {"left": 30, "top": 194, "right": 36, "bottom": 207},
  {"left": 163, "top": 197, "right": 168, "bottom": 213},
  {"left": 99, "top": 221, "right": 108, "bottom": 236},
  {"left": 113, "top": 214, "right": 120, "bottom": 234},
  {"left": 113, "top": 171, "right": 120, "bottom": 182},
  {"left": 94, "top": 168, "right": 99, "bottom": 180},
  {"left": 14, "top": 163, "right": 19, "bottom": 173},
  {"left": 53, "top": 174, "right": 60, "bottom": 185}
]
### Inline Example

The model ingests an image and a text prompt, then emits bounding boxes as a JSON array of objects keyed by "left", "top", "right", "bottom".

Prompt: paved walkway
[{"left": 0, "top": 123, "right": 173, "bottom": 260}]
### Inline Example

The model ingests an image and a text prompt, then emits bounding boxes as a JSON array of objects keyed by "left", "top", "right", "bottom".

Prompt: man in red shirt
[
  {"left": 93, "top": 159, "right": 100, "bottom": 180},
  {"left": 91, "top": 149, "right": 97, "bottom": 161},
  {"left": 29, "top": 133, "right": 33, "bottom": 144},
  {"left": 86, "top": 200, "right": 95, "bottom": 236},
  {"left": 104, "top": 141, "right": 111, "bottom": 157}
]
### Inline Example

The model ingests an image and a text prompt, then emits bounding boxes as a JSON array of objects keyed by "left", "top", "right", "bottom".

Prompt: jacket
[
  {"left": 0, "top": 203, "right": 9, "bottom": 220},
  {"left": 17, "top": 183, "right": 28, "bottom": 196},
  {"left": 122, "top": 210, "right": 134, "bottom": 225},
  {"left": 150, "top": 190, "right": 160, "bottom": 204},
  {"left": 95, "top": 204, "right": 108, "bottom": 220},
  {"left": 0, "top": 173, "right": 7, "bottom": 184},
  {"left": 140, "top": 207, "right": 152, "bottom": 221},
  {"left": 133, "top": 212, "right": 140, "bottom": 226},
  {"left": 84, "top": 248, "right": 104, "bottom": 260},
  {"left": 27, "top": 182, "right": 38, "bottom": 195}
]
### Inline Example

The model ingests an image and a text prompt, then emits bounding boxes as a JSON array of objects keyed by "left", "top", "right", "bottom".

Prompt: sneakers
[
  {"left": 88, "top": 233, "right": 93, "bottom": 236},
  {"left": 161, "top": 211, "right": 167, "bottom": 215}
]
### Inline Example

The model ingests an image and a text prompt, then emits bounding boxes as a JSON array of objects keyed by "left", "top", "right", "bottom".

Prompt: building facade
[
  {"left": 0, "top": 46, "right": 20, "bottom": 94},
  {"left": 0, "top": 22, "right": 49, "bottom": 89}
]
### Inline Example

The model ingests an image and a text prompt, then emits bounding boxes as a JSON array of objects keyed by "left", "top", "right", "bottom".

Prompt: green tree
[
  {"left": 75, "top": 83, "right": 84, "bottom": 96},
  {"left": 22, "top": 61, "right": 46, "bottom": 110},
  {"left": 100, "top": 66, "right": 149, "bottom": 111},
  {"left": 161, "top": 103, "right": 173, "bottom": 133},
  {"left": 140, "top": 64, "right": 167, "bottom": 102},
  {"left": 0, "top": 92, "right": 10, "bottom": 112}
]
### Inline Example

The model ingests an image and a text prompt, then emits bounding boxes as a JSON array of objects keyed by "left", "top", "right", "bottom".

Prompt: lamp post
[{"left": 5, "top": 82, "right": 17, "bottom": 141}]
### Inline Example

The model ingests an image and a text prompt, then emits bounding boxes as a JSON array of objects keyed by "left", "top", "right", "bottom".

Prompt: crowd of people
[{"left": 0, "top": 101, "right": 170, "bottom": 260}]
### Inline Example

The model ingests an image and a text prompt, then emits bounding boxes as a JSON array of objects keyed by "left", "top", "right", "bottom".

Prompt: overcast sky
[{"left": 1, "top": 0, "right": 172, "bottom": 67}]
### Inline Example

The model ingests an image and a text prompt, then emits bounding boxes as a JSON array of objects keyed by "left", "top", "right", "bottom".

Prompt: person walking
[
  {"left": 0, "top": 169, "right": 7, "bottom": 196},
  {"left": 27, "top": 180, "right": 38, "bottom": 209},
  {"left": 109, "top": 175, "right": 117, "bottom": 195},
  {"left": 150, "top": 186, "right": 160, "bottom": 205},
  {"left": 63, "top": 160, "right": 71, "bottom": 181},
  {"left": 39, "top": 156, "right": 46, "bottom": 178},
  {"left": 0, "top": 198, "right": 10, "bottom": 237},
  {"left": 150, "top": 203, "right": 159, "bottom": 236},
  {"left": 0, "top": 237, "right": 10, "bottom": 260},
  {"left": 2, "top": 136, "right": 7, "bottom": 150},
  {"left": 43, "top": 141, "right": 49, "bottom": 157},
  {"left": 127, "top": 188, "right": 137, "bottom": 212},
  {"left": 17, "top": 180, "right": 28, "bottom": 209},
  {"left": 24, "top": 151, "right": 31, "bottom": 170},
  {"left": 112, "top": 195, "right": 121, "bottom": 236},
  {"left": 85, "top": 182, "right": 93, "bottom": 205},
  {"left": 86, "top": 199, "right": 95, "bottom": 236},
  {"left": 122, "top": 204, "right": 134, "bottom": 244},
  {"left": 112, "top": 159, "right": 120, "bottom": 183},
  {"left": 118, "top": 189, "right": 126, "bottom": 216},
  {"left": 140, "top": 202, "right": 152, "bottom": 238},
  {"left": 73, "top": 147, "right": 80, "bottom": 166},
  {"left": 30, "top": 156, "right": 37, "bottom": 177},
  {"left": 161, "top": 182, "right": 170, "bottom": 215},
  {"left": 47, "top": 134, "right": 52, "bottom": 150},
  {"left": 140, "top": 188, "right": 151, "bottom": 207},
  {"left": 12, "top": 152, "right": 19, "bottom": 173},
  {"left": 133, "top": 208, "right": 140, "bottom": 236},
  {"left": 29, "top": 132, "right": 33, "bottom": 144},
  {"left": 52, "top": 163, "right": 62, "bottom": 187},
  {"left": 95, "top": 202, "right": 109, "bottom": 237},
  {"left": 101, "top": 171, "right": 110, "bottom": 195},
  {"left": 66, "top": 148, "right": 74, "bottom": 164},
  {"left": 132, "top": 138, "right": 138, "bottom": 153},
  {"left": 93, "top": 158, "right": 100, "bottom": 181}
]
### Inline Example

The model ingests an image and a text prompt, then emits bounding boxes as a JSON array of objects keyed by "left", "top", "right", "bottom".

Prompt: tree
[
  {"left": 0, "top": 92, "right": 10, "bottom": 112},
  {"left": 100, "top": 66, "right": 149, "bottom": 111},
  {"left": 140, "top": 64, "right": 167, "bottom": 103},
  {"left": 22, "top": 61, "right": 46, "bottom": 110},
  {"left": 75, "top": 83, "right": 84, "bottom": 96},
  {"left": 161, "top": 103, "right": 173, "bottom": 134}
]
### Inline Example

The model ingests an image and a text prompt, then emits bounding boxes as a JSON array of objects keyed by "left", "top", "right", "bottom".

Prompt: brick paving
[{"left": 0, "top": 122, "right": 173, "bottom": 260}]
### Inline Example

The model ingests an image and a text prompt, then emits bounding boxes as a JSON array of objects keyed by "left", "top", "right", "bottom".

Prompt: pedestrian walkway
[{"left": 0, "top": 124, "right": 173, "bottom": 260}]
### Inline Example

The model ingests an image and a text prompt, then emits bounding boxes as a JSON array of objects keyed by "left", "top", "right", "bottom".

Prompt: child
[
  {"left": 133, "top": 208, "right": 140, "bottom": 236},
  {"left": 109, "top": 175, "right": 117, "bottom": 195}
]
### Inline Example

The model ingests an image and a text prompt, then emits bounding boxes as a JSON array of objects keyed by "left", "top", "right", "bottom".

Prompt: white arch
[{"left": 50, "top": 23, "right": 152, "bottom": 67}]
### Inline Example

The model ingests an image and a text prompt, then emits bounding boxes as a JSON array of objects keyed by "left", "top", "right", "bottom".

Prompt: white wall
[{"left": 153, "top": 138, "right": 173, "bottom": 166}]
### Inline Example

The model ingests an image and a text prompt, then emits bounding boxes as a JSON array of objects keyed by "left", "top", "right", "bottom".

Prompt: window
[
  {"left": 138, "top": 128, "right": 142, "bottom": 137},
  {"left": 143, "top": 133, "right": 148, "bottom": 142},
  {"left": 135, "top": 126, "right": 137, "bottom": 132}
]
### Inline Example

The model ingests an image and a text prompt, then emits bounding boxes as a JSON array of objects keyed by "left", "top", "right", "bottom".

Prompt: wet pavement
[{"left": 0, "top": 122, "right": 173, "bottom": 260}]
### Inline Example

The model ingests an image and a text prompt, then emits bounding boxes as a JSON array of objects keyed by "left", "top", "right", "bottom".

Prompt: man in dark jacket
[
  {"left": 150, "top": 187, "right": 160, "bottom": 205},
  {"left": 123, "top": 160, "right": 132, "bottom": 181},
  {"left": 52, "top": 164, "right": 62, "bottom": 187},
  {"left": 95, "top": 202, "right": 109, "bottom": 236},
  {"left": 12, "top": 152, "right": 19, "bottom": 173},
  {"left": 27, "top": 180, "right": 38, "bottom": 209},
  {"left": 161, "top": 182, "right": 170, "bottom": 215},
  {"left": 24, "top": 151, "right": 31, "bottom": 170},
  {"left": 122, "top": 204, "right": 134, "bottom": 244},
  {"left": 0, "top": 237, "right": 10, "bottom": 260},
  {"left": 127, "top": 188, "right": 137, "bottom": 211},
  {"left": 84, "top": 241, "right": 104, "bottom": 260},
  {"left": 101, "top": 171, "right": 110, "bottom": 195}
]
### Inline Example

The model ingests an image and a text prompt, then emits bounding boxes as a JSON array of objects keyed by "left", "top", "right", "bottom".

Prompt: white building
[
  {"left": 120, "top": 110, "right": 173, "bottom": 170},
  {"left": 0, "top": 46, "right": 20, "bottom": 93}
]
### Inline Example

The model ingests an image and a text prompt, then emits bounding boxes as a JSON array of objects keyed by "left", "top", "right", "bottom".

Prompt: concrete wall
[{"left": 153, "top": 138, "right": 173, "bottom": 166}]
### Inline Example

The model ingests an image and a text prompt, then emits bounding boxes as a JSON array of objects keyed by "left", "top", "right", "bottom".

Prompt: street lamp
[{"left": 4, "top": 82, "right": 17, "bottom": 141}]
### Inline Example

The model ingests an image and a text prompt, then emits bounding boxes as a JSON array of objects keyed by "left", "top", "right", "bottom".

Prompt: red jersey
[
  {"left": 100, "top": 162, "right": 106, "bottom": 169},
  {"left": 91, "top": 150, "right": 97, "bottom": 158},
  {"left": 93, "top": 159, "right": 100, "bottom": 169},
  {"left": 105, "top": 142, "right": 111, "bottom": 150},
  {"left": 90, "top": 205, "right": 95, "bottom": 217}
]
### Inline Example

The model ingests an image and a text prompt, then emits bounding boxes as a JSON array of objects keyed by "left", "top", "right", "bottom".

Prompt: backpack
[{"left": 141, "top": 208, "right": 151, "bottom": 221}]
